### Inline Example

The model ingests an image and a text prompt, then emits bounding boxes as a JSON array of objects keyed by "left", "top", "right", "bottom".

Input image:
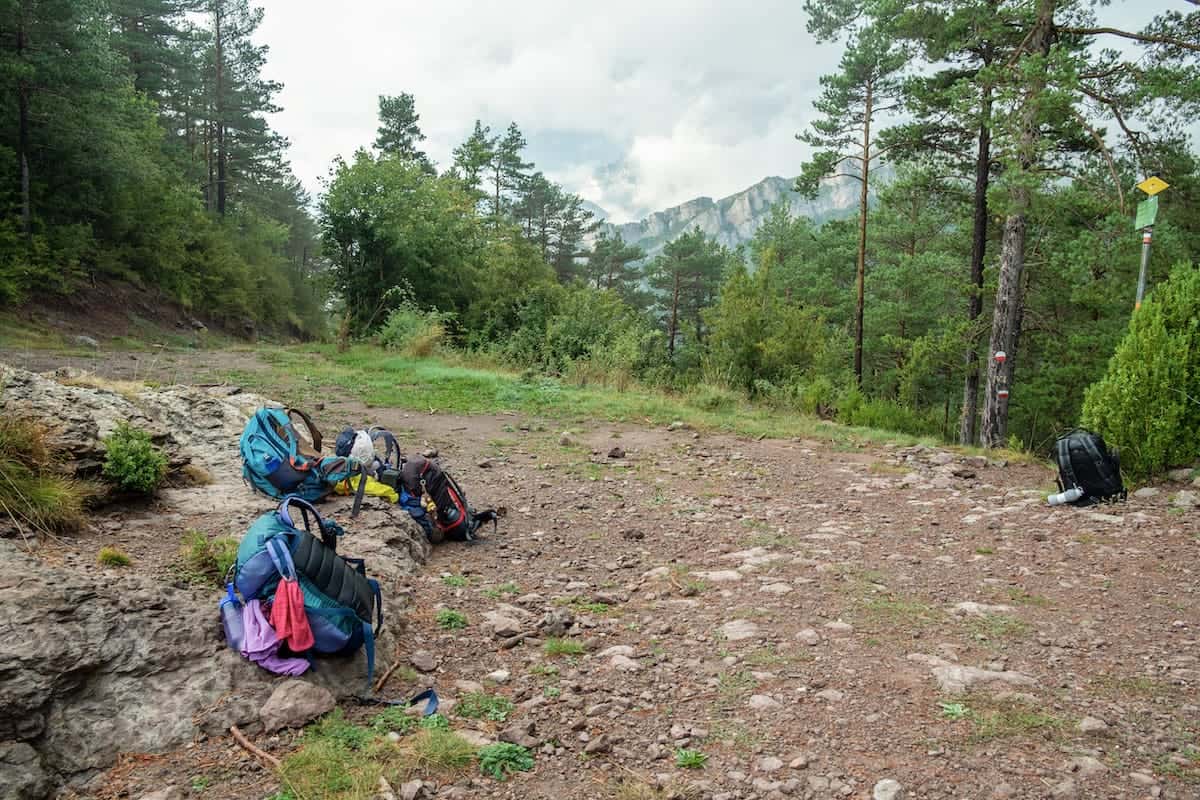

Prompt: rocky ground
[{"left": 3, "top": 350, "right": 1199, "bottom": 800}]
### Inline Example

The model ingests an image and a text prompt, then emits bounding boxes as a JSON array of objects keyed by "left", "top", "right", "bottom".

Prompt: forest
[{"left": 3, "top": 1, "right": 1200, "bottom": 476}]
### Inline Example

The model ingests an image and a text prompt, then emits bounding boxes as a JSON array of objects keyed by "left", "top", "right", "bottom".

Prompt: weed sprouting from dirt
[
  {"left": 477, "top": 742, "right": 533, "bottom": 781},
  {"left": 674, "top": 748, "right": 708, "bottom": 768},
  {"left": 441, "top": 574, "right": 469, "bottom": 587},
  {"left": 543, "top": 638, "right": 585, "bottom": 657},
  {"left": 436, "top": 609, "right": 468, "bottom": 629},
  {"left": 456, "top": 692, "right": 514, "bottom": 723},
  {"left": 179, "top": 530, "right": 238, "bottom": 585}
]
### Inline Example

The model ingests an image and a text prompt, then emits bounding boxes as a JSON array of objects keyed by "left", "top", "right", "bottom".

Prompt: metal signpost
[{"left": 1134, "top": 176, "right": 1169, "bottom": 310}]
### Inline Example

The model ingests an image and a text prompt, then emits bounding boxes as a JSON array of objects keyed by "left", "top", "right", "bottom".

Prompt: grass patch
[
  {"left": 369, "top": 707, "right": 417, "bottom": 736},
  {"left": 238, "top": 344, "right": 946, "bottom": 449},
  {"left": 974, "top": 546, "right": 995, "bottom": 555},
  {"left": 0, "top": 416, "right": 92, "bottom": 535},
  {"left": 482, "top": 581, "right": 520, "bottom": 599},
  {"left": 543, "top": 638, "right": 585, "bottom": 657},
  {"left": 674, "top": 748, "right": 708, "bottom": 769},
  {"left": 179, "top": 530, "right": 239, "bottom": 585},
  {"left": 940, "top": 696, "right": 1067, "bottom": 744},
  {"left": 714, "top": 669, "right": 755, "bottom": 709},
  {"left": 97, "top": 546, "right": 132, "bottom": 567},
  {"left": 1005, "top": 588, "right": 1052, "bottom": 607},
  {"left": 964, "top": 613, "right": 1030, "bottom": 641},
  {"left": 436, "top": 609, "right": 468, "bottom": 630},
  {"left": 441, "top": 574, "right": 469, "bottom": 587},
  {"left": 455, "top": 692, "right": 514, "bottom": 723},
  {"left": 857, "top": 595, "right": 941, "bottom": 629},
  {"left": 477, "top": 743, "right": 534, "bottom": 781}
]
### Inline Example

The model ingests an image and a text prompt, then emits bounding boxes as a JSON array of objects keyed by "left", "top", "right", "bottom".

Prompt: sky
[{"left": 257, "top": 1, "right": 1182, "bottom": 223}]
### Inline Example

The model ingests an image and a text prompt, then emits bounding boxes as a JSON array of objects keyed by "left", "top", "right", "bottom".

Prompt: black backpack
[
  {"left": 399, "top": 455, "right": 498, "bottom": 543},
  {"left": 1054, "top": 429, "right": 1126, "bottom": 506}
]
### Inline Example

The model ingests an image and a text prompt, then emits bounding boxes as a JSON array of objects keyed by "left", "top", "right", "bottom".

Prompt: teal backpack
[
  {"left": 233, "top": 495, "right": 383, "bottom": 683},
  {"left": 239, "top": 407, "right": 365, "bottom": 515}
]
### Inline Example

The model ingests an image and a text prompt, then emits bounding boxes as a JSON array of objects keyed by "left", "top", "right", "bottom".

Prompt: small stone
[
  {"left": 1133, "top": 487, "right": 1160, "bottom": 499},
  {"left": 583, "top": 734, "right": 612, "bottom": 754},
  {"left": 137, "top": 790, "right": 184, "bottom": 800},
  {"left": 760, "top": 582, "right": 793, "bottom": 595},
  {"left": 758, "top": 756, "right": 784, "bottom": 773},
  {"left": 399, "top": 780, "right": 426, "bottom": 800},
  {"left": 815, "top": 689, "right": 844, "bottom": 702},
  {"left": 477, "top": 458, "right": 494, "bottom": 469},
  {"left": 1066, "top": 756, "right": 1107, "bottom": 778},
  {"left": 721, "top": 619, "right": 761, "bottom": 641},
  {"left": 376, "top": 777, "right": 398, "bottom": 800},
  {"left": 789, "top": 754, "right": 811, "bottom": 770},
  {"left": 486, "top": 613, "right": 523, "bottom": 638},
  {"left": 823, "top": 620, "right": 854, "bottom": 634},
  {"left": 1129, "top": 772, "right": 1157, "bottom": 787},
  {"left": 608, "top": 446, "right": 626, "bottom": 459},
  {"left": 499, "top": 721, "right": 540, "bottom": 749},
  {"left": 797, "top": 628, "right": 821, "bottom": 646},
  {"left": 259, "top": 680, "right": 336, "bottom": 732},
  {"left": 1171, "top": 490, "right": 1199, "bottom": 508},
  {"left": 1077, "top": 716, "right": 1108, "bottom": 735},
  {"left": 749, "top": 694, "right": 781, "bottom": 711},
  {"left": 410, "top": 650, "right": 439, "bottom": 673},
  {"left": 873, "top": 778, "right": 904, "bottom": 800},
  {"left": 1167, "top": 468, "right": 1193, "bottom": 482},
  {"left": 598, "top": 645, "right": 636, "bottom": 657},
  {"left": 454, "top": 679, "right": 484, "bottom": 695},
  {"left": 559, "top": 432, "right": 576, "bottom": 446},
  {"left": 485, "top": 669, "right": 511, "bottom": 684},
  {"left": 609, "top": 654, "right": 641, "bottom": 672},
  {"left": 72, "top": 334, "right": 100, "bottom": 349},
  {"left": 1050, "top": 778, "right": 1077, "bottom": 798}
]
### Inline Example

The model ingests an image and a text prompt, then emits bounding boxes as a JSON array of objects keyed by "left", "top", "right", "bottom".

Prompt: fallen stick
[
  {"left": 230, "top": 725, "right": 281, "bottom": 770},
  {"left": 373, "top": 644, "right": 407, "bottom": 693}
]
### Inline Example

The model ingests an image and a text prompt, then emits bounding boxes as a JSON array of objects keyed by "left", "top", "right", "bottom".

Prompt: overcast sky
[{"left": 257, "top": 1, "right": 1184, "bottom": 223}]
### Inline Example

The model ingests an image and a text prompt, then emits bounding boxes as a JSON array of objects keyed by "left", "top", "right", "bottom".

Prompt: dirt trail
[{"left": 31, "top": 349, "right": 1200, "bottom": 800}]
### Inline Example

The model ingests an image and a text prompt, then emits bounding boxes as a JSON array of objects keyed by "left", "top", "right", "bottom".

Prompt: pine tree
[
  {"left": 796, "top": 13, "right": 906, "bottom": 387},
  {"left": 585, "top": 230, "right": 645, "bottom": 303},
  {"left": 451, "top": 120, "right": 495, "bottom": 204},
  {"left": 375, "top": 92, "right": 432, "bottom": 171},
  {"left": 490, "top": 122, "right": 531, "bottom": 226},
  {"left": 648, "top": 228, "right": 728, "bottom": 358}
]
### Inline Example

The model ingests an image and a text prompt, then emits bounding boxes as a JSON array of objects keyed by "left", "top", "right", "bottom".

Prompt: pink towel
[{"left": 270, "top": 577, "right": 314, "bottom": 652}]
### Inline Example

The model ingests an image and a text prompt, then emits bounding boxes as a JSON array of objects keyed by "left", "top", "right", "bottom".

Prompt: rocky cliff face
[{"left": 601, "top": 175, "right": 861, "bottom": 259}]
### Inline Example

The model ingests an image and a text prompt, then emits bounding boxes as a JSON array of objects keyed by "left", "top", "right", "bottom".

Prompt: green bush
[
  {"left": 102, "top": 422, "right": 168, "bottom": 493},
  {"left": 1083, "top": 262, "right": 1200, "bottom": 479},
  {"left": 379, "top": 303, "right": 452, "bottom": 356},
  {"left": 834, "top": 386, "right": 942, "bottom": 438},
  {"left": 478, "top": 742, "right": 534, "bottom": 781}
]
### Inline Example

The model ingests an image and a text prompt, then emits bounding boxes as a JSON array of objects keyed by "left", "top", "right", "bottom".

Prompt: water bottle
[
  {"left": 219, "top": 583, "right": 244, "bottom": 651},
  {"left": 1047, "top": 486, "right": 1084, "bottom": 506}
]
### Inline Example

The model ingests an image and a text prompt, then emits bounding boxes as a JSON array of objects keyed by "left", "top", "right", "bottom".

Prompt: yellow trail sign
[{"left": 1137, "top": 176, "right": 1169, "bottom": 196}]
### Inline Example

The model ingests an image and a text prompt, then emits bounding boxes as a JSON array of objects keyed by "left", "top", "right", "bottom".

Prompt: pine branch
[{"left": 1057, "top": 26, "right": 1200, "bottom": 54}]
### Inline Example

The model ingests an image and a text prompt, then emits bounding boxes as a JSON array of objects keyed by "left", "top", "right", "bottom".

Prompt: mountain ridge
[{"left": 595, "top": 175, "right": 862, "bottom": 259}]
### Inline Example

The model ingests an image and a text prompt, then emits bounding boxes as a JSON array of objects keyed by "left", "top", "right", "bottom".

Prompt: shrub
[
  {"left": 0, "top": 416, "right": 90, "bottom": 533},
  {"left": 379, "top": 303, "right": 451, "bottom": 356},
  {"left": 1083, "top": 262, "right": 1200, "bottom": 479},
  {"left": 97, "top": 545, "right": 132, "bottom": 567},
  {"left": 102, "top": 422, "right": 168, "bottom": 493},
  {"left": 478, "top": 742, "right": 534, "bottom": 781}
]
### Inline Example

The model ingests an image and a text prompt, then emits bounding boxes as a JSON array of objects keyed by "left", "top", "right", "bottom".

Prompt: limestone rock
[
  {"left": 259, "top": 680, "right": 336, "bottom": 732},
  {"left": 0, "top": 742, "right": 50, "bottom": 800},
  {"left": 721, "top": 619, "right": 761, "bottom": 641},
  {"left": 873, "top": 779, "right": 905, "bottom": 800}
]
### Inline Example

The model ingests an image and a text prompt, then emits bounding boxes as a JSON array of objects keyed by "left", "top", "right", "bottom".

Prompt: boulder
[
  {"left": 259, "top": 680, "right": 336, "bottom": 732},
  {"left": 0, "top": 742, "right": 49, "bottom": 800}
]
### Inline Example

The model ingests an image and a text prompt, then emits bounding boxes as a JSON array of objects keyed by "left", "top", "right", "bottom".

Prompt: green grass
[
  {"left": 964, "top": 613, "right": 1030, "bottom": 641},
  {"left": 543, "top": 638, "right": 585, "bottom": 657},
  {"left": 441, "top": 574, "right": 470, "bottom": 587},
  {"left": 369, "top": 707, "right": 417, "bottom": 735},
  {"left": 857, "top": 595, "right": 941, "bottom": 629},
  {"left": 455, "top": 692, "right": 514, "bottom": 723},
  {"left": 178, "top": 530, "right": 239, "bottom": 585},
  {"left": 97, "top": 546, "right": 132, "bottom": 567},
  {"left": 436, "top": 609, "right": 468, "bottom": 629},
  {"left": 228, "top": 344, "right": 944, "bottom": 449},
  {"left": 482, "top": 581, "right": 520, "bottom": 599},
  {"left": 0, "top": 416, "right": 92, "bottom": 534},
  {"left": 674, "top": 748, "right": 708, "bottom": 768}
]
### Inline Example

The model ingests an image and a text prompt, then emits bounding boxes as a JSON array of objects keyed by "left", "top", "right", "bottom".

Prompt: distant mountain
[{"left": 598, "top": 175, "right": 861, "bottom": 260}]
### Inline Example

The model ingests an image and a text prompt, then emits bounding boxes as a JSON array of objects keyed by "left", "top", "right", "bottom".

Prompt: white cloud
[{"left": 255, "top": 0, "right": 1185, "bottom": 221}]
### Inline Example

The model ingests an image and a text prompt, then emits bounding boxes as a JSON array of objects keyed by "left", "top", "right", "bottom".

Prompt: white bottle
[{"left": 1047, "top": 486, "right": 1084, "bottom": 506}]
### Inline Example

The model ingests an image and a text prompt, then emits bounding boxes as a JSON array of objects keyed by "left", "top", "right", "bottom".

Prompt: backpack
[
  {"left": 1054, "top": 429, "right": 1127, "bottom": 506},
  {"left": 233, "top": 495, "right": 383, "bottom": 683},
  {"left": 240, "top": 407, "right": 365, "bottom": 515},
  {"left": 399, "top": 455, "right": 498, "bottom": 543}
]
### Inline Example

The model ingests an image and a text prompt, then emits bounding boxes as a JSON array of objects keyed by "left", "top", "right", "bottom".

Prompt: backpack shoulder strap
[
  {"left": 1080, "top": 434, "right": 1122, "bottom": 495},
  {"left": 1056, "top": 435, "right": 1079, "bottom": 490},
  {"left": 287, "top": 407, "right": 323, "bottom": 453},
  {"left": 369, "top": 428, "right": 403, "bottom": 470},
  {"left": 278, "top": 494, "right": 325, "bottom": 533}
]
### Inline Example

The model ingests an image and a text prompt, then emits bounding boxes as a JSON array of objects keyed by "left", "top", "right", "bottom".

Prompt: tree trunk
[
  {"left": 214, "top": 1, "right": 227, "bottom": 216},
  {"left": 668, "top": 271, "right": 681, "bottom": 357},
  {"left": 16, "top": 15, "right": 30, "bottom": 238},
  {"left": 981, "top": 0, "right": 1055, "bottom": 448},
  {"left": 959, "top": 85, "right": 993, "bottom": 445},
  {"left": 853, "top": 81, "right": 873, "bottom": 387}
]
